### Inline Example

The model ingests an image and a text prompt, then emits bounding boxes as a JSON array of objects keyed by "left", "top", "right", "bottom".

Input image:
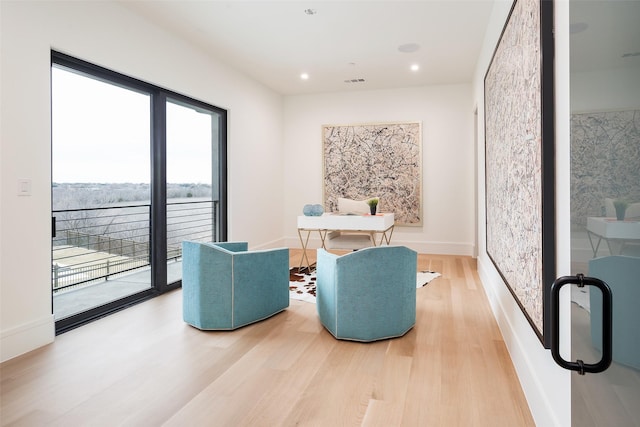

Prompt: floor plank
[{"left": 1, "top": 250, "right": 534, "bottom": 426}]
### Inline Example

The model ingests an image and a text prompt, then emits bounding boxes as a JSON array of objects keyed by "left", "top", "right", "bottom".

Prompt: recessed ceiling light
[
  {"left": 410, "top": 64, "right": 420, "bottom": 72},
  {"left": 300, "top": 73, "right": 309, "bottom": 80},
  {"left": 398, "top": 43, "right": 420, "bottom": 53}
]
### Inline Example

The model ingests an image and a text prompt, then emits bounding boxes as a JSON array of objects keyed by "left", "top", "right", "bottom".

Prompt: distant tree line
[{"left": 52, "top": 182, "right": 212, "bottom": 210}]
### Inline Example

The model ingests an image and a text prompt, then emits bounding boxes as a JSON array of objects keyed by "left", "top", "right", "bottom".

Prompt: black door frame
[{"left": 51, "top": 51, "right": 227, "bottom": 333}]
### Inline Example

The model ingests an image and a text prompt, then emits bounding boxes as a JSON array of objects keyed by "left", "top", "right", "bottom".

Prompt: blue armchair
[
  {"left": 589, "top": 255, "right": 640, "bottom": 370},
  {"left": 316, "top": 246, "right": 417, "bottom": 342},
  {"left": 182, "top": 241, "right": 289, "bottom": 330}
]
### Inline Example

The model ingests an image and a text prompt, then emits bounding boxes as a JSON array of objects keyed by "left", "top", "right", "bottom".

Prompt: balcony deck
[{"left": 53, "top": 260, "right": 182, "bottom": 320}]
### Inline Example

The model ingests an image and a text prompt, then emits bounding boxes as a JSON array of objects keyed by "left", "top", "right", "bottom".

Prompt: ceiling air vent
[{"left": 344, "top": 78, "right": 366, "bottom": 84}]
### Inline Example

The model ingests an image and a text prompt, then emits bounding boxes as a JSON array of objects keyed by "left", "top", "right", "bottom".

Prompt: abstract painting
[
  {"left": 322, "top": 122, "right": 422, "bottom": 225},
  {"left": 484, "top": 0, "right": 555, "bottom": 347},
  {"left": 570, "top": 110, "right": 640, "bottom": 226}
]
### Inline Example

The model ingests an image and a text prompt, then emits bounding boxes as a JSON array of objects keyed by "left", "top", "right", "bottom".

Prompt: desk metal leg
[
  {"left": 587, "top": 230, "right": 630, "bottom": 256},
  {"left": 587, "top": 230, "right": 602, "bottom": 258},
  {"left": 606, "top": 239, "right": 626, "bottom": 256},
  {"left": 378, "top": 226, "right": 394, "bottom": 246},
  {"left": 297, "top": 229, "right": 313, "bottom": 273},
  {"left": 317, "top": 229, "right": 328, "bottom": 249},
  {"left": 297, "top": 229, "right": 330, "bottom": 273}
]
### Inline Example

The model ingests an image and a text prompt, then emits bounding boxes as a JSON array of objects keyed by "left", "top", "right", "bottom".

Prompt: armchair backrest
[
  {"left": 316, "top": 246, "right": 417, "bottom": 341},
  {"left": 333, "top": 245, "right": 417, "bottom": 285},
  {"left": 588, "top": 255, "right": 640, "bottom": 369},
  {"left": 182, "top": 241, "right": 289, "bottom": 330}
]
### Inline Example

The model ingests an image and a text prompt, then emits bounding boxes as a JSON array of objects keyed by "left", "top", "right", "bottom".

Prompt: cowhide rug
[{"left": 289, "top": 267, "right": 441, "bottom": 303}]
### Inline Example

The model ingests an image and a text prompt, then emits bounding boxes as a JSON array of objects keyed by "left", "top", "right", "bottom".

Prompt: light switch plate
[{"left": 18, "top": 179, "right": 32, "bottom": 196}]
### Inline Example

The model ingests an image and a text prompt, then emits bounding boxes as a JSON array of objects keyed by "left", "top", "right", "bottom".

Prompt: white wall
[
  {"left": 571, "top": 67, "right": 640, "bottom": 112},
  {"left": 472, "top": 1, "right": 571, "bottom": 426},
  {"left": 2, "top": 10, "right": 595, "bottom": 427},
  {"left": 283, "top": 85, "right": 476, "bottom": 255},
  {"left": 0, "top": 1, "right": 284, "bottom": 362}
]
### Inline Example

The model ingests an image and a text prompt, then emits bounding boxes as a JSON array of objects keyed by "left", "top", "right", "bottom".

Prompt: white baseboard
[
  {"left": 284, "top": 236, "right": 474, "bottom": 256},
  {"left": 401, "top": 240, "right": 475, "bottom": 256},
  {"left": 477, "top": 256, "right": 569, "bottom": 427},
  {"left": 250, "top": 238, "right": 289, "bottom": 251},
  {"left": 1, "top": 315, "right": 55, "bottom": 363}
]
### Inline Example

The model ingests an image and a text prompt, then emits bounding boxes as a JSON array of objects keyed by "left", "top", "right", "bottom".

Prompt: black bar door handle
[
  {"left": 550, "top": 274, "right": 612, "bottom": 375},
  {"left": 52, "top": 216, "right": 56, "bottom": 238}
]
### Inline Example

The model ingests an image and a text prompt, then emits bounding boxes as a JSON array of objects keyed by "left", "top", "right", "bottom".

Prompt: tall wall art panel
[{"left": 484, "top": 0, "right": 555, "bottom": 347}]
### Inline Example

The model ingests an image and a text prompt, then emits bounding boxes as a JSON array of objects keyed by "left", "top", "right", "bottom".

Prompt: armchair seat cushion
[
  {"left": 325, "top": 231, "right": 375, "bottom": 250},
  {"left": 337, "top": 197, "right": 380, "bottom": 215}
]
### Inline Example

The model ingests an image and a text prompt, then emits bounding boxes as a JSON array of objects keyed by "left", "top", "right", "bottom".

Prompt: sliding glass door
[
  {"left": 51, "top": 52, "right": 226, "bottom": 333},
  {"left": 166, "top": 99, "right": 223, "bottom": 285},
  {"left": 51, "top": 64, "right": 155, "bottom": 327},
  {"left": 566, "top": 2, "right": 640, "bottom": 425}
]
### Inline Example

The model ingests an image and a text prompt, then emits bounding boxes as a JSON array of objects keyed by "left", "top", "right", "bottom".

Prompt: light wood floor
[
  {"left": 571, "top": 302, "right": 640, "bottom": 426},
  {"left": 0, "top": 250, "right": 534, "bottom": 426}
]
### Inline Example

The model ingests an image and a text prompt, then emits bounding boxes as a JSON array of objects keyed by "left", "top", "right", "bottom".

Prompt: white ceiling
[
  {"left": 120, "top": 1, "right": 495, "bottom": 95},
  {"left": 569, "top": 0, "right": 640, "bottom": 73},
  {"left": 119, "top": 1, "right": 640, "bottom": 96}
]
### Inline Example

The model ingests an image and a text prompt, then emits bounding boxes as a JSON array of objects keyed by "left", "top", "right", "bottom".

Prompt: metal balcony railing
[{"left": 52, "top": 199, "right": 218, "bottom": 292}]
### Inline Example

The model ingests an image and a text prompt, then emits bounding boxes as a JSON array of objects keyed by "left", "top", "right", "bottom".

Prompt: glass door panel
[
  {"left": 166, "top": 99, "right": 221, "bottom": 285},
  {"left": 569, "top": 1, "right": 640, "bottom": 425},
  {"left": 51, "top": 65, "right": 153, "bottom": 322}
]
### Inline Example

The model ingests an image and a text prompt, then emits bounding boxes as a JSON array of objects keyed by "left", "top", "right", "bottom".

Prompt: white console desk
[
  {"left": 297, "top": 212, "right": 395, "bottom": 272},
  {"left": 586, "top": 216, "right": 640, "bottom": 257}
]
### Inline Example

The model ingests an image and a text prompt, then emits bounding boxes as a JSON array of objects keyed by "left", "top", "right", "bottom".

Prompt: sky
[{"left": 51, "top": 66, "right": 213, "bottom": 184}]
